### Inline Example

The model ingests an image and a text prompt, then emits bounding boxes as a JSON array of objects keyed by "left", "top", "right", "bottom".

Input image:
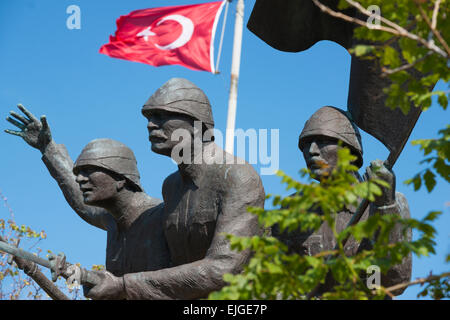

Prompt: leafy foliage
[
  {"left": 0, "top": 190, "right": 83, "bottom": 300},
  {"left": 0, "top": 190, "right": 47, "bottom": 299},
  {"left": 209, "top": 148, "right": 441, "bottom": 300},
  {"left": 417, "top": 272, "right": 450, "bottom": 299},
  {"left": 337, "top": 0, "right": 449, "bottom": 191},
  {"left": 340, "top": 0, "right": 449, "bottom": 114},
  {"left": 340, "top": 0, "right": 450, "bottom": 299}
]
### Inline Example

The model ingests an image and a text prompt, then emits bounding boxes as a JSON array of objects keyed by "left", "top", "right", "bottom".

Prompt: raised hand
[{"left": 5, "top": 104, "right": 52, "bottom": 153}]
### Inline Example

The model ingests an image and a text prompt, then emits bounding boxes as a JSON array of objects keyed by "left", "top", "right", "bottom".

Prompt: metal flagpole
[{"left": 225, "top": 0, "right": 244, "bottom": 154}]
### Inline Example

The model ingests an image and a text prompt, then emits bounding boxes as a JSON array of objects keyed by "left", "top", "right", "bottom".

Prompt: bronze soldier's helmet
[
  {"left": 298, "top": 106, "right": 363, "bottom": 168},
  {"left": 73, "top": 138, "right": 143, "bottom": 191},
  {"left": 142, "top": 78, "right": 214, "bottom": 130}
]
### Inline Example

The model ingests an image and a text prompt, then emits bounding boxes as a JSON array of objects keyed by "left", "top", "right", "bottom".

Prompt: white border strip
[
  {"left": 215, "top": 0, "right": 229, "bottom": 73},
  {"left": 209, "top": 1, "right": 227, "bottom": 74}
]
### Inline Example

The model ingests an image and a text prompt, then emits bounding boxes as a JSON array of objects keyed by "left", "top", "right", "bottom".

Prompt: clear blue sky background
[{"left": 0, "top": 0, "right": 448, "bottom": 300}]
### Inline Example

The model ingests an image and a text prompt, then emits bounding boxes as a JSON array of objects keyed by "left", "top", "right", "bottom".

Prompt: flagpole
[{"left": 225, "top": 0, "right": 244, "bottom": 154}]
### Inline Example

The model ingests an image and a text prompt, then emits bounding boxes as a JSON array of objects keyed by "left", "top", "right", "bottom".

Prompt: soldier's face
[
  {"left": 75, "top": 166, "right": 122, "bottom": 206},
  {"left": 302, "top": 136, "right": 339, "bottom": 180},
  {"left": 143, "top": 109, "right": 195, "bottom": 157}
]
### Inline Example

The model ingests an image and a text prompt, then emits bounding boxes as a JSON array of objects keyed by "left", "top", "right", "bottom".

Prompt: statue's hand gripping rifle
[{"left": 0, "top": 239, "right": 100, "bottom": 288}]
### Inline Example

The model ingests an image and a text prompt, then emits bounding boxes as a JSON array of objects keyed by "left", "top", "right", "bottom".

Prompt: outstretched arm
[{"left": 5, "top": 104, "right": 112, "bottom": 230}]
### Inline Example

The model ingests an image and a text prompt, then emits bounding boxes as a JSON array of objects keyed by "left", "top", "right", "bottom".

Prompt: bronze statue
[
  {"left": 5, "top": 105, "right": 171, "bottom": 287},
  {"left": 274, "top": 106, "right": 412, "bottom": 296},
  {"left": 248, "top": 2, "right": 418, "bottom": 296},
  {"left": 80, "top": 78, "right": 266, "bottom": 300}
]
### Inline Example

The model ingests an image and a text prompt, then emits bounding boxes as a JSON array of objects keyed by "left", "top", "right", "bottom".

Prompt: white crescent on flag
[
  {"left": 137, "top": 15, "right": 194, "bottom": 51},
  {"left": 155, "top": 15, "right": 194, "bottom": 50}
]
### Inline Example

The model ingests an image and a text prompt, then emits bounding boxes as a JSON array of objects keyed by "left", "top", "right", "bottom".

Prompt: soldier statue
[
  {"left": 81, "top": 78, "right": 266, "bottom": 300},
  {"left": 274, "top": 106, "right": 412, "bottom": 296},
  {"left": 5, "top": 106, "right": 171, "bottom": 290}
]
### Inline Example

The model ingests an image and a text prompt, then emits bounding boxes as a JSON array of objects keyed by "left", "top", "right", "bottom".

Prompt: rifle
[
  {"left": 0, "top": 236, "right": 69, "bottom": 300},
  {"left": 0, "top": 238, "right": 100, "bottom": 295}
]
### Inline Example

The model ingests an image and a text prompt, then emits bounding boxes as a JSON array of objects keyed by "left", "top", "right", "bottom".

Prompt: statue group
[{"left": 5, "top": 1, "right": 413, "bottom": 300}]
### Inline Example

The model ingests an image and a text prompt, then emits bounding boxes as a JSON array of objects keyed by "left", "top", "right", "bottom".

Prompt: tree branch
[
  {"left": 311, "top": 0, "right": 449, "bottom": 59},
  {"left": 381, "top": 52, "right": 433, "bottom": 76},
  {"left": 414, "top": 0, "right": 450, "bottom": 57},
  {"left": 381, "top": 271, "right": 450, "bottom": 295},
  {"left": 346, "top": 0, "right": 449, "bottom": 58},
  {"left": 311, "top": 0, "right": 383, "bottom": 30},
  {"left": 432, "top": 0, "right": 441, "bottom": 30},
  {"left": 345, "top": 0, "right": 412, "bottom": 35}
]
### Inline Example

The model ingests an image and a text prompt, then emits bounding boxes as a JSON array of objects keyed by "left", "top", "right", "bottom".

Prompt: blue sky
[{"left": 0, "top": 0, "right": 448, "bottom": 300}]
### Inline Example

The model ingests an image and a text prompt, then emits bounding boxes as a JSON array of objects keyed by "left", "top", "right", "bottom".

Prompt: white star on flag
[{"left": 137, "top": 27, "right": 155, "bottom": 41}]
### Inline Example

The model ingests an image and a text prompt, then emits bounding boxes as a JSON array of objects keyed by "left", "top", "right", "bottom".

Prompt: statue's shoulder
[
  {"left": 214, "top": 144, "right": 262, "bottom": 183},
  {"left": 132, "top": 192, "right": 163, "bottom": 217},
  {"left": 139, "top": 198, "right": 165, "bottom": 222},
  {"left": 203, "top": 160, "right": 261, "bottom": 189},
  {"left": 208, "top": 161, "right": 264, "bottom": 201},
  {"left": 161, "top": 171, "right": 182, "bottom": 198},
  {"left": 140, "top": 192, "right": 163, "bottom": 208},
  {"left": 228, "top": 161, "right": 261, "bottom": 184},
  {"left": 163, "top": 170, "right": 181, "bottom": 185}
]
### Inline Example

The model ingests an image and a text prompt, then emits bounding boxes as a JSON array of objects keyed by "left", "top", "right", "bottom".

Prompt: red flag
[{"left": 99, "top": 1, "right": 225, "bottom": 73}]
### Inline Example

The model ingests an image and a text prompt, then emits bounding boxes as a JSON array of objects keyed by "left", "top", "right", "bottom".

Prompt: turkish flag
[{"left": 99, "top": 1, "right": 225, "bottom": 73}]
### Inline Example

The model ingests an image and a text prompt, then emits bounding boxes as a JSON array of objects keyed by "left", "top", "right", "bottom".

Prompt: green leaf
[
  {"left": 405, "top": 173, "right": 422, "bottom": 191},
  {"left": 423, "top": 170, "right": 437, "bottom": 192},
  {"left": 437, "top": 91, "right": 448, "bottom": 110},
  {"left": 352, "top": 45, "right": 375, "bottom": 57},
  {"left": 423, "top": 211, "right": 442, "bottom": 222},
  {"left": 383, "top": 46, "right": 400, "bottom": 67},
  {"left": 265, "top": 262, "right": 283, "bottom": 274}
]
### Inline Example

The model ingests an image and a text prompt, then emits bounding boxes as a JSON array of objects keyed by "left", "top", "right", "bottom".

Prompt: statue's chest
[
  {"left": 105, "top": 211, "right": 171, "bottom": 276},
  {"left": 164, "top": 184, "right": 219, "bottom": 264},
  {"left": 276, "top": 208, "right": 368, "bottom": 256}
]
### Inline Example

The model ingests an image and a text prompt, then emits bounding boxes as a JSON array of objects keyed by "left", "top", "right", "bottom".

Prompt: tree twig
[
  {"left": 381, "top": 52, "right": 433, "bottom": 76},
  {"left": 345, "top": 0, "right": 411, "bottom": 35},
  {"left": 311, "top": 0, "right": 449, "bottom": 59},
  {"left": 346, "top": 0, "right": 448, "bottom": 58},
  {"left": 414, "top": 0, "right": 450, "bottom": 57},
  {"left": 382, "top": 271, "right": 450, "bottom": 294},
  {"left": 311, "top": 0, "right": 397, "bottom": 33},
  {"left": 431, "top": 0, "right": 441, "bottom": 30}
]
